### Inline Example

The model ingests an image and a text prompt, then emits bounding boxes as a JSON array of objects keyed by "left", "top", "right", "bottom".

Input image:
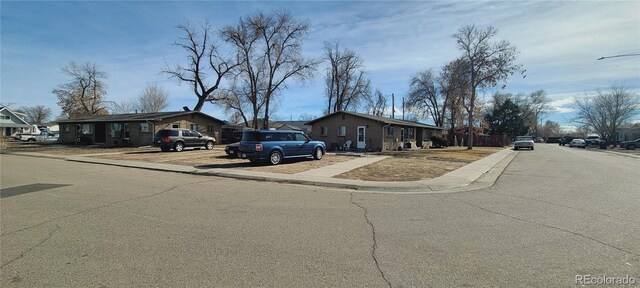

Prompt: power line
[{"left": 597, "top": 53, "right": 640, "bottom": 60}]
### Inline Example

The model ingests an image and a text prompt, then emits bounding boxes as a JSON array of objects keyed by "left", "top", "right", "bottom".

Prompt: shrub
[{"left": 430, "top": 136, "right": 448, "bottom": 148}]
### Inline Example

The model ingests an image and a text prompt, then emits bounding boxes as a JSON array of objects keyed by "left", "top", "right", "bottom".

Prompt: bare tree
[
  {"left": 298, "top": 113, "right": 316, "bottom": 121},
  {"left": 52, "top": 62, "right": 109, "bottom": 118},
  {"left": 363, "top": 89, "right": 388, "bottom": 116},
  {"left": 109, "top": 100, "right": 136, "bottom": 114},
  {"left": 137, "top": 82, "right": 169, "bottom": 112},
  {"left": 439, "top": 58, "right": 470, "bottom": 144},
  {"left": 407, "top": 69, "right": 445, "bottom": 126},
  {"left": 538, "top": 120, "right": 561, "bottom": 138},
  {"left": 20, "top": 105, "right": 52, "bottom": 124},
  {"left": 222, "top": 11, "right": 318, "bottom": 130},
  {"left": 514, "top": 90, "right": 548, "bottom": 136},
  {"left": 453, "top": 24, "right": 521, "bottom": 149},
  {"left": 324, "top": 41, "right": 371, "bottom": 114},
  {"left": 574, "top": 84, "right": 640, "bottom": 146},
  {"left": 165, "top": 23, "right": 239, "bottom": 112}
]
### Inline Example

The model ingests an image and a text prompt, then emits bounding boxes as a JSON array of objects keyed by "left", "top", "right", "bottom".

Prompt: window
[
  {"left": 140, "top": 123, "right": 149, "bottom": 133},
  {"left": 110, "top": 123, "right": 122, "bottom": 137},
  {"left": 404, "top": 127, "right": 415, "bottom": 140},
  {"left": 295, "top": 133, "right": 309, "bottom": 142},
  {"left": 172, "top": 123, "right": 180, "bottom": 128},
  {"left": 321, "top": 127, "right": 328, "bottom": 136},
  {"left": 81, "top": 124, "right": 92, "bottom": 134},
  {"left": 207, "top": 125, "right": 214, "bottom": 133},
  {"left": 338, "top": 126, "right": 346, "bottom": 136},
  {"left": 62, "top": 124, "right": 70, "bottom": 133},
  {"left": 190, "top": 124, "right": 198, "bottom": 131},
  {"left": 0, "top": 115, "right": 9, "bottom": 120},
  {"left": 386, "top": 126, "right": 395, "bottom": 138}
]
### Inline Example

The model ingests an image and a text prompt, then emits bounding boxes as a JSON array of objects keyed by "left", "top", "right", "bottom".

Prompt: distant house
[
  {"left": 616, "top": 124, "right": 640, "bottom": 142},
  {"left": 57, "top": 111, "right": 225, "bottom": 147},
  {"left": 305, "top": 111, "right": 445, "bottom": 151},
  {"left": 0, "top": 106, "right": 31, "bottom": 137},
  {"left": 273, "top": 121, "right": 312, "bottom": 134}
]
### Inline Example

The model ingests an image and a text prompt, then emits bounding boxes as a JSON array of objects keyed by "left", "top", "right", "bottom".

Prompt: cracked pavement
[{"left": 1, "top": 144, "right": 639, "bottom": 287}]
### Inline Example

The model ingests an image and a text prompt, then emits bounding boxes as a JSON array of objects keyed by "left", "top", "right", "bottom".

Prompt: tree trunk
[
  {"left": 467, "top": 99, "right": 474, "bottom": 150},
  {"left": 193, "top": 96, "right": 205, "bottom": 112}
]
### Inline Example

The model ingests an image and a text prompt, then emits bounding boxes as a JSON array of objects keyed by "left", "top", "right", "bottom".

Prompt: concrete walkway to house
[{"left": 1, "top": 148, "right": 516, "bottom": 193}]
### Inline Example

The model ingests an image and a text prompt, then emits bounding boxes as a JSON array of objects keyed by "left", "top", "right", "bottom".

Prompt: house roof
[
  {"left": 57, "top": 111, "right": 225, "bottom": 124},
  {"left": 0, "top": 106, "right": 31, "bottom": 127},
  {"left": 304, "top": 111, "right": 445, "bottom": 130}
]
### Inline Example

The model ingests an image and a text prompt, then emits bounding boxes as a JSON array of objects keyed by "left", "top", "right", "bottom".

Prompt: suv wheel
[
  {"left": 313, "top": 147, "right": 323, "bottom": 160},
  {"left": 174, "top": 142, "right": 185, "bottom": 152},
  {"left": 269, "top": 151, "right": 282, "bottom": 165},
  {"left": 628, "top": 144, "right": 636, "bottom": 150},
  {"left": 206, "top": 141, "right": 214, "bottom": 150}
]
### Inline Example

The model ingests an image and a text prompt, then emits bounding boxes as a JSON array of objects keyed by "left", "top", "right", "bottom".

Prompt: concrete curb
[{"left": 1, "top": 148, "right": 516, "bottom": 193}]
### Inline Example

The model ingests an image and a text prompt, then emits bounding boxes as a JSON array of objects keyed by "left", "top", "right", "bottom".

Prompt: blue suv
[{"left": 239, "top": 130, "right": 326, "bottom": 165}]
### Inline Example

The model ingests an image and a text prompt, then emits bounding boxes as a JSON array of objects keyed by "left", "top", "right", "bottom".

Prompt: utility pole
[
  {"left": 402, "top": 97, "right": 405, "bottom": 120},
  {"left": 391, "top": 93, "right": 395, "bottom": 119}
]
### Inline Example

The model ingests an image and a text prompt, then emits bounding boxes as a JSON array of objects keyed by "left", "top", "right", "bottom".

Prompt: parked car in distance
[
  {"left": 238, "top": 130, "right": 326, "bottom": 165},
  {"left": 584, "top": 135, "right": 601, "bottom": 146},
  {"left": 546, "top": 136, "right": 562, "bottom": 144},
  {"left": 153, "top": 129, "right": 215, "bottom": 152},
  {"left": 20, "top": 131, "right": 59, "bottom": 143},
  {"left": 559, "top": 136, "right": 575, "bottom": 146},
  {"left": 225, "top": 142, "right": 240, "bottom": 158},
  {"left": 535, "top": 137, "right": 544, "bottom": 143},
  {"left": 569, "top": 139, "right": 586, "bottom": 148},
  {"left": 513, "top": 136, "right": 534, "bottom": 150},
  {"left": 619, "top": 138, "right": 640, "bottom": 150}
]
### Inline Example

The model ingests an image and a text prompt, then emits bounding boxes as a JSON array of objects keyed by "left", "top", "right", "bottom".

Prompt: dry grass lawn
[
  {"left": 1, "top": 139, "right": 353, "bottom": 174},
  {"left": 94, "top": 149, "right": 353, "bottom": 174},
  {"left": 335, "top": 147, "right": 504, "bottom": 182}
]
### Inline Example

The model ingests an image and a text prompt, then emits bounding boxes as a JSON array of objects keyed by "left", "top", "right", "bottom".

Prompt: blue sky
[{"left": 2, "top": 1, "right": 639, "bottom": 130}]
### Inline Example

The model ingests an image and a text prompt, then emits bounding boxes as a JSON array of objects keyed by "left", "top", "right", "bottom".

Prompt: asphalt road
[{"left": 1, "top": 144, "right": 639, "bottom": 287}]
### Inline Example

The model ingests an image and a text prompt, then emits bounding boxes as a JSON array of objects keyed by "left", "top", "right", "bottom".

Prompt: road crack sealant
[{"left": 349, "top": 192, "right": 392, "bottom": 288}]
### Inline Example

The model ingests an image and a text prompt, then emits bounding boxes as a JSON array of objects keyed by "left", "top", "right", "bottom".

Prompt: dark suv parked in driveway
[
  {"left": 238, "top": 130, "right": 326, "bottom": 165},
  {"left": 153, "top": 129, "right": 216, "bottom": 152}
]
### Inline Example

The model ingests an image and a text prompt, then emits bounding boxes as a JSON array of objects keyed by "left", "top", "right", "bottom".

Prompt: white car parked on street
[{"left": 514, "top": 136, "right": 534, "bottom": 150}]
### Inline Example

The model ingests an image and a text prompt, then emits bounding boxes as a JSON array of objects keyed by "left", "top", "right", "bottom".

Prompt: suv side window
[
  {"left": 295, "top": 133, "right": 308, "bottom": 142},
  {"left": 182, "top": 130, "right": 193, "bottom": 137}
]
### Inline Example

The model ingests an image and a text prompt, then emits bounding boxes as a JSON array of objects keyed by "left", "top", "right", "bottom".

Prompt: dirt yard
[
  {"left": 0, "top": 139, "right": 352, "bottom": 174},
  {"left": 93, "top": 148, "right": 354, "bottom": 174},
  {"left": 335, "top": 147, "right": 504, "bottom": 182}
]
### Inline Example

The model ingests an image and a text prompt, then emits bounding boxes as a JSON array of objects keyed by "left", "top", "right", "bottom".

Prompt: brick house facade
[
  {"left": 305, "top": 111, "right": 445, "bottom": 151},
  {"left": 57, "top": 111, "right": 225, "bottom": 147}
]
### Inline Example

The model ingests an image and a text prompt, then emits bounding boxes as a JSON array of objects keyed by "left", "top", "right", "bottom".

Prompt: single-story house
[
  {"left": 274, "top": 121, "right": 312, "bottom": 134},
  {"left": 0, "top": 106, "right": 32, "bottom": 137},
  {"left": 305, "top": 111, "right": 445, "bottom": 151},
  {"left": 616, "top": 124, "right": 640, "bottom": 142},
  {"left": 57, "top": 111, "right": 225, "bottom": 147}
]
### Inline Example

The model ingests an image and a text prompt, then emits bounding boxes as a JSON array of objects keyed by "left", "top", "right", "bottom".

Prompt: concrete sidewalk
[{"left": 1, "top": 148, "right": 516, "bottom": 193}]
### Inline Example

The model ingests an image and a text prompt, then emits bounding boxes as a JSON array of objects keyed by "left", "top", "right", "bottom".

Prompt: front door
[
  {"left": 95, "top": 123, "right": 106, "bottom": 143},
  {"left": 357, "top": 126, "right": 366, "bottom": 149}
]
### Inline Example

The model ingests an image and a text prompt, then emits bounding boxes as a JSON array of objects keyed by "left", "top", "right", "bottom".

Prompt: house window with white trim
[
  {"left": 172, "top": 123, "right": 180, "bottom": 129},
  {"left": 338, "top": 126, "right": 346, "bottom": 136},
  {"left": 140, "top": 123, "right": 149, "bottom": 133},
  {"left": 190, "top": 124, "right": 198, "bottom": 131},
  {"left": 320, "top": 126, "right": 328, "bottom": 136},
  {"left": 386, "top": 126, "right": 395, "bottom": 138},
  {"left": 0, "top": 115, "right": 9, "bottom": 120},
  {"left": 81, "top": 124, "right": 92, "bottom": 134}
]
